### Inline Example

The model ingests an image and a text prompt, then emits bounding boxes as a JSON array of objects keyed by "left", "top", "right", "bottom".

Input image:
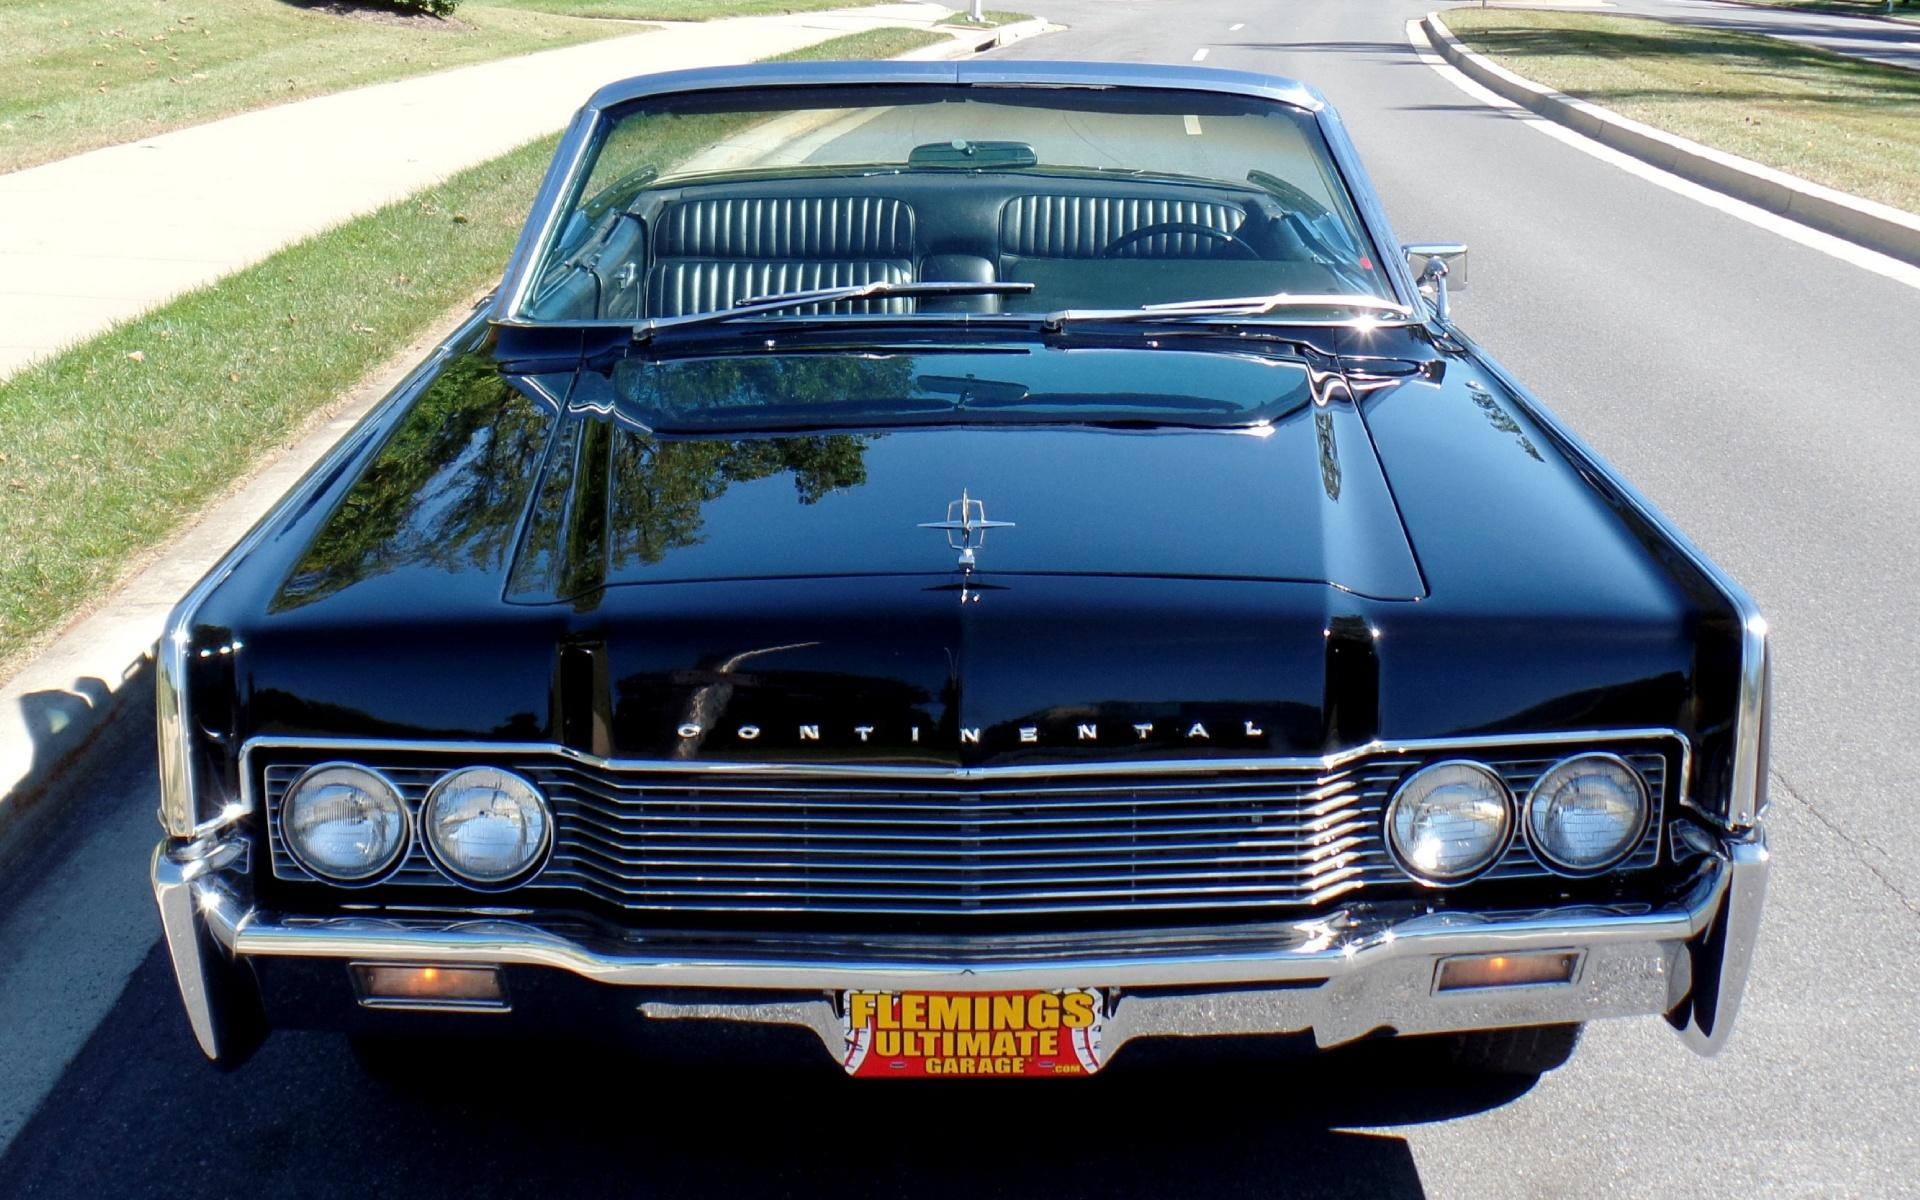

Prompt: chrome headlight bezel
[
  {"left": 279, "top": 761, "right": 412, "bottom": 885},
  {"left": 1523, "top": 751, "right": 1651, "bottom": 876},
  {"left": 420, "top": 766, "right": 553, "bottom": 889},
  {"left": 1384, "top": 759, "right": 1515, "bottom": 887}
]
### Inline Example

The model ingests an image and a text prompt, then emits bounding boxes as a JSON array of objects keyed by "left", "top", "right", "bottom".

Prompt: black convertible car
[{"left": 153, "top": 61, "right": 1769, "bottom": 1079}]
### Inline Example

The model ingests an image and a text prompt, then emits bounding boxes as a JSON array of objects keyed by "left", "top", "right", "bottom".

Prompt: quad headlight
[
  {"left": 422, "top": 767, "right": 552, "bottom": 885},
  {"left": 1385, "top": 760, "right": 1513, "bottom": 884},
  {"left": 1525, "top": 753, "right": 1649, "bottom": 873},
  {"left": 282, "top": 763, "right": 409, "bottom": 883}
]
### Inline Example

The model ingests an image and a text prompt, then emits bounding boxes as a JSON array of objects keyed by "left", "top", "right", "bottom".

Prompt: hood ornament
[{"left": 919, "top": 488, "right": 1014, "bottom": 570}]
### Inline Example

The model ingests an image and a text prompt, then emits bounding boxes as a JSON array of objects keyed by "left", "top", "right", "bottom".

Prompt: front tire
[{"left": 1445, "top": 1023, "right": 1583, "bottom": 1076}]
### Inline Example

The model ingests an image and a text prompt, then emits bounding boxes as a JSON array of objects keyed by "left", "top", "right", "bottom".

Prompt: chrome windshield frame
[{"left": 490, "top": 61, "right": 1422, "bottom": 328}]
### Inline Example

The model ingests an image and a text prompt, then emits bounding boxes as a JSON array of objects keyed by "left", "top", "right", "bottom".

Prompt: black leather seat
[
  {"left": 646, "top": 195, "right": 918, "bottom": 316},
  {"left": 999, "top": 194, "right": 1249, "bottom": 261},
  {"left": 996, "top": 192, "right": 1344, "bottom": 309}
]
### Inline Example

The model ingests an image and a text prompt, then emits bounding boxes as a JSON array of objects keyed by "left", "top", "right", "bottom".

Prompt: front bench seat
[
  {"left": 997, "top": 192, "right": 1343, "bottom": 309},
  {"left": 1000, "top": 194, "right": 1249, "bottom": 261},
  {"left": 647, "top": 195, "right": 918, "bottom": 317}
]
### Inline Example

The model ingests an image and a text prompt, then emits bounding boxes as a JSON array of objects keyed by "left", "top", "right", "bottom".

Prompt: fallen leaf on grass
[{"left": 126, "top": 350, "right": 146, "bottom": 362}]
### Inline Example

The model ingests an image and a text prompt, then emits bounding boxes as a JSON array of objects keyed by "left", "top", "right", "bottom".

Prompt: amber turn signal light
[
  {"left": 352, "top": 963, "right": 506, "bottom": 1009},
  {"left": 1434, "top": 951, "right": 1578, "bottom": 992}
]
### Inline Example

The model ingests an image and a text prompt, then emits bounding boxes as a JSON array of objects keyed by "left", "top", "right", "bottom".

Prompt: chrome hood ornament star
[{"left": 919, "top": 488, "right": 1014, "bottom": 570}]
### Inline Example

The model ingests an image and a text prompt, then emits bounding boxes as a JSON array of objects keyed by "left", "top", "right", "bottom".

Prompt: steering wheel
[
  {"left": 1097, "top": 221, "right": 1261, "bottom": 260},
  {"left": 1247, "top": 171, "right": 1334, "bottom": 224}
]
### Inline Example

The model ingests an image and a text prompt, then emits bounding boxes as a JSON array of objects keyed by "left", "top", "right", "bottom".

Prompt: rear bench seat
[{"left": 647, "top": 195, "right": 918, "bottom": 317}]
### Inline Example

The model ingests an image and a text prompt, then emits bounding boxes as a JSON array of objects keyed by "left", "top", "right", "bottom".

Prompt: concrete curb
[
  {"left": 1423, "top": 10, "right": 1920, "bottom": 267},
  {"left": 904, "top": 16, "right": 1057, "bottom": 59},
  {"left": 0, "top": 18, "right": 1057, "bottom": 857}
]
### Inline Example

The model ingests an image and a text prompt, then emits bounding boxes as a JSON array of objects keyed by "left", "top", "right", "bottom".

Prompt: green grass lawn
[
  {"left": 0, "top": 25, "right": 943, "bottom": 674},
  {"left": 1729, "top": 0, "right": 1918, "bottom": 23},
  {"left": 1441, "top": 8, "right": 1920, "bottom": 214},
  {"left": 0, "top": 0, "right": 638, "bottom": 174},
  {"left": 485, "top": 0, "right": 871, "bottom": 19},
  {"left": 946, "top": 9, "right": 1030, "bottom": 27}
]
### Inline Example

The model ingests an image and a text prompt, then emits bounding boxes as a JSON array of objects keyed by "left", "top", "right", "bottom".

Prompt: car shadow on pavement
[{"left": 0, "top": 945, "right": 1556, "bottom": 1200}]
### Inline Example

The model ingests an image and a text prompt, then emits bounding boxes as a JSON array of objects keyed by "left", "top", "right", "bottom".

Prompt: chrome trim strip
[
  {"left": 1458, "top": 334, "right": 1768, "bottom": 829},
  {"left": 154, "top": 308, "right": 494, "bottom": 839},
  {"left": 494, "top": 105, "right": 598, "bottom": 328},
  {"left": 238, "top": 727, "right": 1689, "bottom": 785},
  {"left": 1315, "top": 99, "right": 1423, "bottom": 314},
  {"left": 224, "top": 858, "right": 1728, "bottom": 992},
  {"left": 580, "top": 59, "right": 1328, "bottom": 122}
]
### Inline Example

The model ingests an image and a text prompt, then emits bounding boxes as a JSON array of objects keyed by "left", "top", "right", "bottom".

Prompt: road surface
[{"left": 4, "top": 3, "right": 1918, "bottom": 1196}]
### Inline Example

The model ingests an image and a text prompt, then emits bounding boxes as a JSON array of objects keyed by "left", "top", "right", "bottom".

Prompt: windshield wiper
[
  {"left": 1043, "top": 293, "right": 1412, "bottom": 330},
  {"left": 632, "top": 280, "right": 1034, "bottom": 341}
]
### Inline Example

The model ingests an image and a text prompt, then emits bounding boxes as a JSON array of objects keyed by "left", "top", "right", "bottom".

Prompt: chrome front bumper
[{"left": 152, "top": 822, "right": 1769, "bottom": 1067}]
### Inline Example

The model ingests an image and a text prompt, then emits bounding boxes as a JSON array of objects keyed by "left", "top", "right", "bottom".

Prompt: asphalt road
[{"left": 6, "top": 3, "right": 1920, "bottom": 1197}]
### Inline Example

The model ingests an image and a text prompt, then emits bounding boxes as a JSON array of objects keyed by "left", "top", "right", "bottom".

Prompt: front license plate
[{"left": 839, "top": 989, "right": 1105, "bottom": 1078}]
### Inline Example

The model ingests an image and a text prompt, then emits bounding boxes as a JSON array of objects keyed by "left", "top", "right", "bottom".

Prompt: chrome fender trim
[
  {"left": 150, "top": 840, "right": 265, "bottom": 1066},
  {"left": 1673, "top": 823, "right": 1770, "bottom": 1055}
]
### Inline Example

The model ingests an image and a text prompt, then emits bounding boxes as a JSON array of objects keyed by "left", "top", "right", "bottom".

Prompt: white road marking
[
  {"left": 1405, "top": 20, "right": 1920, "bottom": 293},
  {"left": 1230, "top": 22, "right": 1245, "bottom": 31},
  {"left": 1184, "top": 114, "right": 1204, "bottom": 135},
  {"left": 1192, "top": 47, "right": 1210, "bottom": 61}
]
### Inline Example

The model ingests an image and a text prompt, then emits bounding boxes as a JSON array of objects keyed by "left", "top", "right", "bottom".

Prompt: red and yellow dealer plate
[{"left": 840, "top": 989, "right": 1105, "bottom": 1078}]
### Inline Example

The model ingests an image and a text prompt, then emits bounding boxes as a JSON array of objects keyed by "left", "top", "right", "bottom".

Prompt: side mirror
[{"left": 1403, "top": 242, "right": 1469, "bottom": 323}]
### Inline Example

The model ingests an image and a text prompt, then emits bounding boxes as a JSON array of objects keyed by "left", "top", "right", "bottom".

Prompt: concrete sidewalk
[{"left": 0, "top": 2, "right": 955, "bottom": 380}]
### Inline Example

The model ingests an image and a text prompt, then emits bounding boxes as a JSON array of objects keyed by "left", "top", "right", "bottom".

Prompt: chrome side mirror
[{"left": 1403, "top": 242, "right": 1469, "bottom": 323}]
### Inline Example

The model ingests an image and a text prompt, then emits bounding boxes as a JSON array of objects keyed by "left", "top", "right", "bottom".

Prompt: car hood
[
  {"left": 497, "top": 347, "right": 1425, "bottom": 602},
  {"left": 210, "top": 334, "right": 1707, "bottom": 765}
]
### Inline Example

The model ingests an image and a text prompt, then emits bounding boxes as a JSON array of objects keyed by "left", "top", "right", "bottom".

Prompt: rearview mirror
[
  {"left": 1402, "top": 242, "right": 1469, "bottom": 322},
  {"left": 908, "top": 140, "right": 1039, "bottom": 170}
]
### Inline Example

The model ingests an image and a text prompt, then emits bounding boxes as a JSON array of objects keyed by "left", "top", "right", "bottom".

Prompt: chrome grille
[{"left": 262, "top": 748, "right": 1668, "bottom": 919}]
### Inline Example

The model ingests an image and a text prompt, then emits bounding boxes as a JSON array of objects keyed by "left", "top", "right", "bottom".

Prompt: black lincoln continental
[{"left": 152, "top": 60, "right": 1769, "bottom": 1080}]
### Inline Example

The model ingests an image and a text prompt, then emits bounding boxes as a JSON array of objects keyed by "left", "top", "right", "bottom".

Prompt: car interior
[{"left": 526, "top": 167, "right": 1369, "bottom": 322}]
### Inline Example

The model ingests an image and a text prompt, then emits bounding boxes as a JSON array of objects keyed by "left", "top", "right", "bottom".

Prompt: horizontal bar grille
[{"left": 262, "top": 748, "right": 1667, "bottom": 921}]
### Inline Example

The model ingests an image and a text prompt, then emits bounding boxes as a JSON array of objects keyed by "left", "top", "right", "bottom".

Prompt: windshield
[{"left": 515, "top": 84, "right": 1396, "bottom": 325}]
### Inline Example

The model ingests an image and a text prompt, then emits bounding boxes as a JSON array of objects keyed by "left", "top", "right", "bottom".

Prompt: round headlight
[
  {"left": 1386, "top": 760, "right": 1512, "bottom": 884},
  {"left": 1526, "top": 753, "right": 1648, "bottom": 873},
  {"left": 422, "top": 767, "right": 551, "bottom": 885},
  {"left": 282, "top": 763, "right": 409, "bottom": 883}
]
